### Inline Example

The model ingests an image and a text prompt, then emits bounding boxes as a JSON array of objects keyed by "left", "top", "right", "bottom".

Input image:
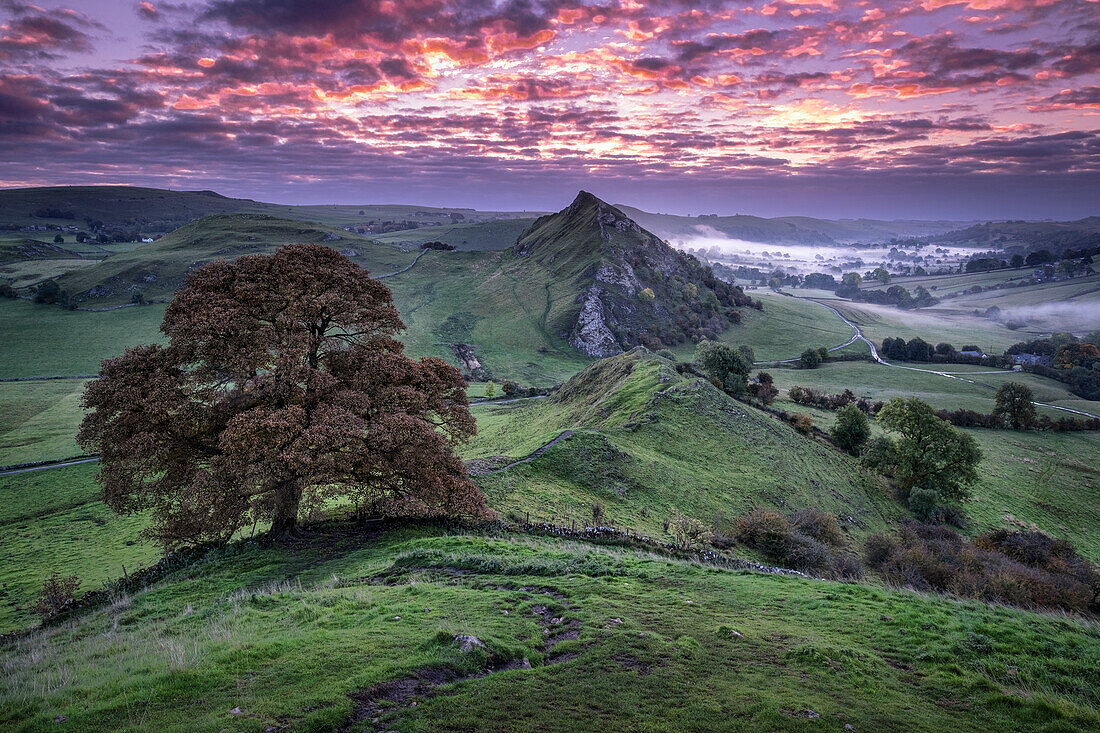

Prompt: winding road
[{"left": 756, "top": 294, "right": 1099, "bottom": 420}]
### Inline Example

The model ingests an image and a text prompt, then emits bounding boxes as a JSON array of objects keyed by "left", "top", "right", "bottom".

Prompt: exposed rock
[
  {"left": 448, "top": 343, "right": 492, "bottom": 381},
  {"left": 453, "top": 634, "right": 486, "bottom": 652},
  {"left": 569, "top": 287, "right": 622, "bottom": 358}
]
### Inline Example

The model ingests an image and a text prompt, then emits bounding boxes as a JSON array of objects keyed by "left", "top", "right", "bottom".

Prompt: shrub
[
  {"left": 0, "top": 282, "right": 16, "bottom": 298},
  {"left": 667, "top": 508, "right": 715, "bottom": 550},
  {"left": 656, "top": 349, "right": 676, "bottom": 361},
  {"left": 736, "top": 508, "right": 793, "bottom": 560},
  {"left": 591, "top": 502, "right": 604, "bottom": 526},
  {"left": 830, "top": 553, "right": 864, "bottom": 580},
  {"left": 863, "top": 532, "right": 898, "bottom": 568},
  {"left": 782, "top": 532, "right": 829, "bottom": 571},
  {"left": 907, "top": 487, "right": 940, "bottom": 521},
  {"left": 737, "top": 508, "right": 844, "bottom": 573},
  {"left": 792, "top": 413, "right": 813, "bottom": 435},
  {"left": 865, "top": 523, "right": 1098, "bottom": 613},
  {"left": 31, "top": 572, "right": 81, "bottom": 619},
  {"left": 790, "top": 509, "right": 844, "bottom": 546},
  {"left": 799, "top": 348, "right": 822, "bottom": 369}
]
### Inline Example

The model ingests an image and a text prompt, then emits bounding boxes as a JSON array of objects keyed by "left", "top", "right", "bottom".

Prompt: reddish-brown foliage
[
  {"left": 865, "top": 524, "right": 1099, "bottom": 613},
  {"left": 79, "top": 244, "right": 488, "bottom": 547}
]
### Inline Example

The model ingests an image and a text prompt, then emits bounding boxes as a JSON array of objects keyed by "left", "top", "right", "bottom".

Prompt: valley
[{"left": 1, "top": 186, "right": 1098, "bottom": 732}]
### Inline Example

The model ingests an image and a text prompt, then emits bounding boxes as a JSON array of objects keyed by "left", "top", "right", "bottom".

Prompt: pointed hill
[{"left": 514, "top": 192, "right": 755, "bottom": 357}]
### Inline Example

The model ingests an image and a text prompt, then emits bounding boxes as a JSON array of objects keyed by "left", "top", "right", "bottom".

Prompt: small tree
[
  {"left": 33, "top": 279, "right": 62, "bottom": 304},
  {"left": 54, "top": 234, "right": 64, "bottom": 244},
  {"left": 484, "top": 380, "right": 496, "bottom": 398},
  {"left": 747, "top": 371, "right": 778, "bottom": 405},
  {"left": 875, "top": 398, "right": 982, "bottom": 504},
  {"left": 79, "top": 244, "right": 487, "bottom": 546},
  {"left": 831, "top": 404, "right": 870, "bottom": 454},
  {"left": 799, "top": 348, "right": 822, "bottom": 369},
  {"left": 993, "top": 382, "right": 1036, "bottom": 429},
  {"left": 591, "top": 501, "right": 605, "bottom": 526},
  {"left": 695, "top": 340, "right": 751, "bottom": 397},
  {"left": 31, "top": 572, "right": 81, "bottom": 619}
]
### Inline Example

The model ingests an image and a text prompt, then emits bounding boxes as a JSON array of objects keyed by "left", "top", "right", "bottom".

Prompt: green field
[
  {"left": 2, "top": 527, "right": 1099, "bottom": 732},
  {"left": 0, "top": 299, "right": 165, "bottom": 378},
  {"left": 0, "top": 463, "right": 154, "bottom": 631},
  {"left": 50, "top": 215, "right": 415, "bottom": 307},
  {"left": 372, "top": 218, "right": 536, "bottom": 251},
  {"left": 0, "top": 380, "right": 89, "bottom": 466},
  {"left": 767, "top": 360, "right": 1100, "bottom": 418}
]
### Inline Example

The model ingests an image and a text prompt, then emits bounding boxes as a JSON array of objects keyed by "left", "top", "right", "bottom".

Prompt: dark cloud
[{"left": 0, "top": 0, "right": 103, "bottom": 60}]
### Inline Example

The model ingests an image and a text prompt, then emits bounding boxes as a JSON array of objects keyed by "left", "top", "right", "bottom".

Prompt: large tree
[
  {"left": 79, "top": 244, "right": 487, "bottom": 547},
  {"left": 875, "top": 397, "right": 982, "bottom": 504}
]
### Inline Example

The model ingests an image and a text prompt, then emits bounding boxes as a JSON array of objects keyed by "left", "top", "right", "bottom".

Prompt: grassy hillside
[
  {"left": 0, "top": 380, "right": 90, "bottom": 466},
  {"left": 50, "top": 214, "right": 414, "bottom": 306},
  {"left": 371, "top": 218, "right": 536, "bottom": 251},
  {"left": 2, "top": 527, "right": 1098, "bottom": 731},
  {"left": 0, "top": 463, "right": 153, "bottom": 631},
  {"left": 465, "top": 350, "right": 902, "bottom": 538},
  {"left": 0, "top": 299, "right": 165, "bottom": 378}
]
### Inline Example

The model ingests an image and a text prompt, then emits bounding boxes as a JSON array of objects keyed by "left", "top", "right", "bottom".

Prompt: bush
[
  {"left": 790, "top": 509, "right": 844, "bottom": 546},
  {"left": 791, "top": 413, "right": 813, "bottom": 435},
  {"left": 667, "top": 508, "right": 715, "bottom": 550},
  {"left": 907, "top": 487, "right": 940, "bottom": 521},
  {"left": 737, "top": 508, "right": 845, "bottom": 573},
  {"left": 591, "top": 501, "right": 604, "bottom": 526},
  {"left": 830, "top": 553, "right": 864, "bottom": 580},
  {"left": 31, "top": 571, "right": 81, "bottom": 619},
  {"left": 799, "top": 348, "right": 822, "bottom": 369},
  {"left": 656, "top": 349, "right": 676, "bottom": 361},
  {"left": 782, "top": 532, "right": 830, "bottom": 571},
  {"left": 865, "top": 524, "right": 1098, "bottom": 613},
  {"left": 0, "top": 282, "right": 16, "bottom": 298}
]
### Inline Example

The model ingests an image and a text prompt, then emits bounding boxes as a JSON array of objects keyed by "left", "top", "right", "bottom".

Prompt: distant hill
[
  {"left": 619, "top": 206, "right": 977, "bottom": 245},
  {"left": 0, "top": 185, "right": 536, "bottom": 242},
  {"left": 515, "top": 192, "right": 754, "bottom": 357},
  {"left": 52, "top": 214, "right": 414, "bottom": 305},
  {"left": 925, "top": 218, "right": 1100, "bottom": 254}
]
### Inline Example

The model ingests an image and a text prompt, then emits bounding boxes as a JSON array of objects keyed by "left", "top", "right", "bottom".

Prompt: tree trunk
[{"left": 269, "top": 482, "right": 303, "bottom": 541}]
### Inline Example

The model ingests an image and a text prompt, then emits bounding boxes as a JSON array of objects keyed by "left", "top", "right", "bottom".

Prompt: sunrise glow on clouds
[{"left": 0, "top": 0, "right": 1096, "bottom": 217}]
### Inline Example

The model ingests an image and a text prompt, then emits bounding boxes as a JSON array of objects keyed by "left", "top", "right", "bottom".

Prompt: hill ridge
[{"left": 515, "top": 191, "right": 754, "bottom": 357}]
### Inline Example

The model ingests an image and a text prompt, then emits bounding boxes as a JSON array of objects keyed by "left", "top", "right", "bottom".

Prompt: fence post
[{"left": 122, "top": 565, "right": 129, "bottom": 584}]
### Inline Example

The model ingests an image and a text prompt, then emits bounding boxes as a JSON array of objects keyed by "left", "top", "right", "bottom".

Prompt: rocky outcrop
[
  {"left": 515, "top": 191, "right": 756, "bottom": 358},
  {"left": 569, "top": 287, "right": 622, "bottom": 358}
]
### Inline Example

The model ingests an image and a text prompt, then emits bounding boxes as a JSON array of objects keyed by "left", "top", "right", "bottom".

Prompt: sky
[{"left": 0, "top": 0, "right": 1097, "bottom": 219}]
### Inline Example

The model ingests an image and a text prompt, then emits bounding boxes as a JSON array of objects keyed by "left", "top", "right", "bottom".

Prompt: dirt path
[{"left": 476, "top": 429, "right": 581, "bottom": 475}]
